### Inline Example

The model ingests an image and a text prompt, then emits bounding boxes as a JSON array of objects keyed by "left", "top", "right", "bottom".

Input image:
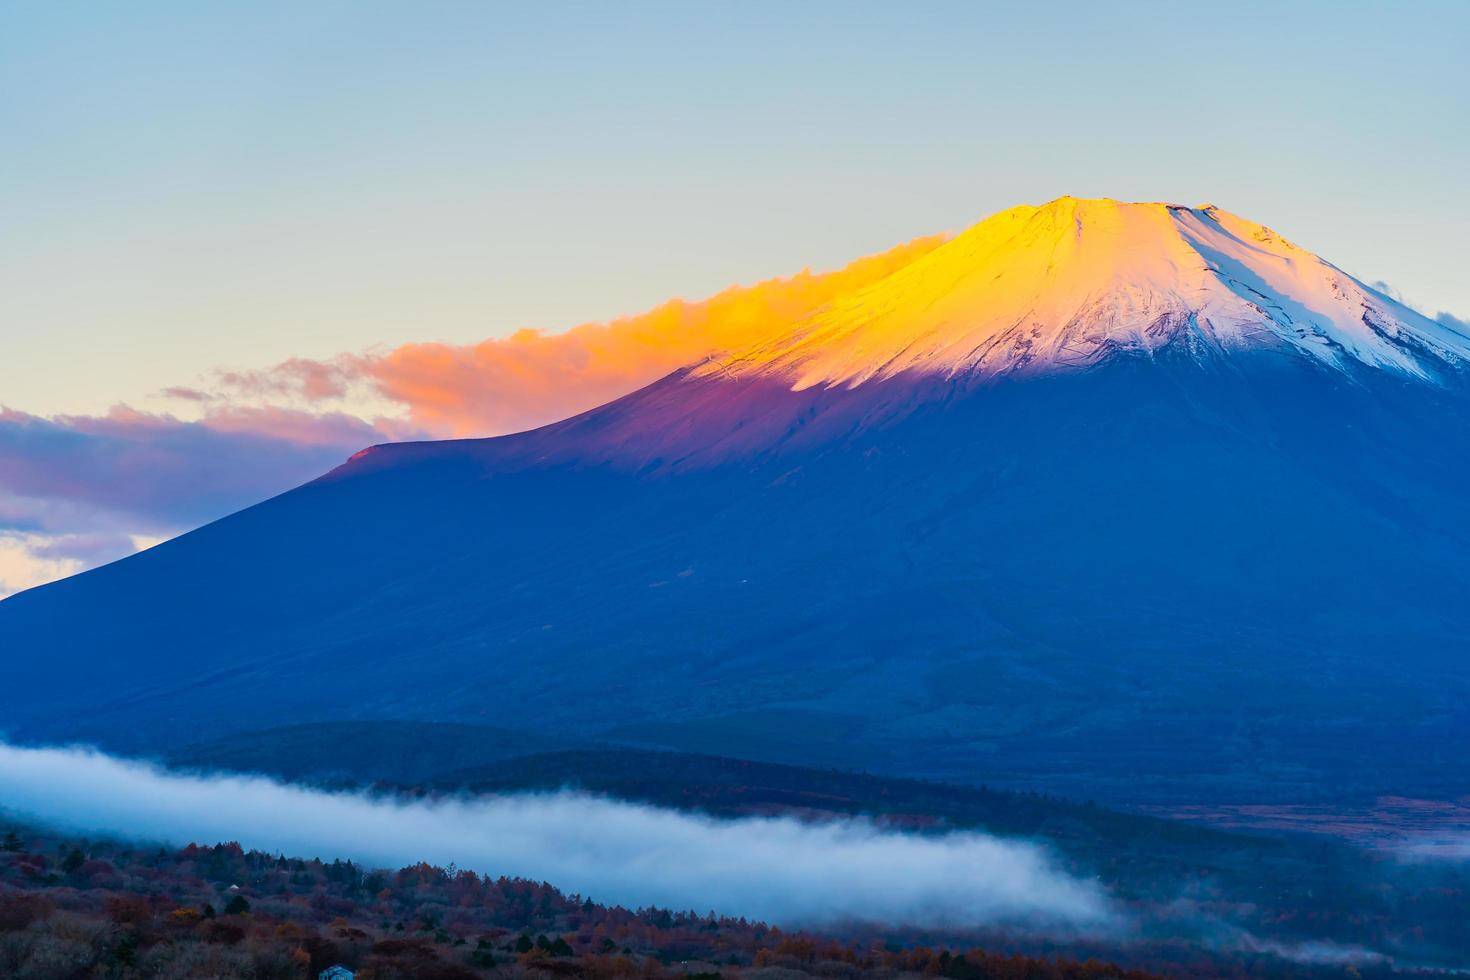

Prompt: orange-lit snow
[
  {"left": 694, "top": 197, "right": 1470, "bottom": 390},
  {"left": 335, "top": 199, "right": 1470, "bottom": 474}
]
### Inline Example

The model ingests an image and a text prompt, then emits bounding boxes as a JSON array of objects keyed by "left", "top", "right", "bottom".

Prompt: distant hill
[
  {"left": 171, "top": 721, "right": 580, "bottom": 786},
  {"left": 172, "top": 722, "right": 1246, "bottom": 853}
]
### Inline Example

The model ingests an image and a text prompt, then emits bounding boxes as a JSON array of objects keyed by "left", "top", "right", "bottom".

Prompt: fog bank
[{"left": 0, "top": 742, "right": 1115, "bottom": 932}]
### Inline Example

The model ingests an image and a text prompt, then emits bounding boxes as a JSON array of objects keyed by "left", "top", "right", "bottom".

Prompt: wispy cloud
[
  {"left": 1195, "top": 916, "right": 1389, "bottom": 967},
  {"left": 1367, "top": 281, "right": 1469, "bottom": 341},
  {"left": 208, "top": 235, "right": 946, "bottom": 438},
  {"left": 21, "top": 530, "right": 142, "bottom": 565},
  {"left": 1437, "top": 311, "right": 1470, "bottom": 335},
  {"left": 0, "top": 741, "right": 1113, "bottom": 932},
  {"left": 1394, "top": 835, "right": 1470, "bottom": 862}
]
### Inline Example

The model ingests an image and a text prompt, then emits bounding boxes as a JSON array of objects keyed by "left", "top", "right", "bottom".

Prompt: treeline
[
  {"left": 171, "top": 739, "right": 1470, "bottom": 966},
  {"left": 0, "top": 822, "right": 1410, "bottom": 980}
]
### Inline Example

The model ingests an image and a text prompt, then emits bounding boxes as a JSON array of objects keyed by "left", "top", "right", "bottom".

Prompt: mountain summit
[
  {"left": 707, "top": 197, "right": 1467, "bottom": 388},
  {"left": 4, "top": 199, "right": 1469, "bottom": 806},
  {"left": 347, "top": 197, "right": 1468, "bottom": 472}
]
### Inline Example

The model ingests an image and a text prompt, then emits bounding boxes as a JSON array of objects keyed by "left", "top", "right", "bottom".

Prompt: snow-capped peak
[{"left": 695, "top": 197, "right": 1470, "bottom": 389}]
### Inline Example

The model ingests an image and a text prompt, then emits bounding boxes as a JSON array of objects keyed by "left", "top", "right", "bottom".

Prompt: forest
[{"left": 0, "top": 817, "right": 1441, "bottom": 980}]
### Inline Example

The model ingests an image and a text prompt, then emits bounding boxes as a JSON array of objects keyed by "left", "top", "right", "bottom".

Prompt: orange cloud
[
  {"left": 217, "top": 234, "right": 947, "bottom": 439},
  {"left": 5, "top": 235, "right": 946, "bottom": 595}
]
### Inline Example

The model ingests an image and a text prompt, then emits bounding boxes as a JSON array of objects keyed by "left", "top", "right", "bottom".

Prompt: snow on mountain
[
  {"left": 696, "top": 197, "right": 1470, "bottom": 389},
  {"left": 340, "top": 197, "right": 1470, "bottom": 475}
]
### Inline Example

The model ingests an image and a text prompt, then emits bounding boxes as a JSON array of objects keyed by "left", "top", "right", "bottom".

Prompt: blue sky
[
  {"left": 1, "top": 0, "right": 1467, "bottom": 594},
  {"left": 4, "top": 0, "right": 1467, "bottom": 416}
]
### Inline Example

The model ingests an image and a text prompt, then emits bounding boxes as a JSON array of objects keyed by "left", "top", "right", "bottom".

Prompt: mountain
[
  {"left": 4, "top": 198, "right": 1470, "bottom": 806},
  {"left": 686, "top": 196, "right": 1466, "bottom": 386},
  {"left": 342, "top": 197, "right": 1470, "bottom": 471}
]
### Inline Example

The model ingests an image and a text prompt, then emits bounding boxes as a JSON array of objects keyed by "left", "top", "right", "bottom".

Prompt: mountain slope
[{"left": 3, "top": 199, "right": 1469, "bottom": 805}]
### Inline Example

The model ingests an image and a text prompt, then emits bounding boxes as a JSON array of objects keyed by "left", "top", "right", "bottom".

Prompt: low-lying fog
[{"left": 0, "top": 741, "right": 1115, "bottom": 933}]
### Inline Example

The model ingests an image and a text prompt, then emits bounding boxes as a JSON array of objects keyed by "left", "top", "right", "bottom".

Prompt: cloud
[
  {"left": 1252, "top": 940, "right": 1387, "bottom": 967},
  {"left": 1367, "top": 280, "right": 1406, "bottom": 303},
  {"left": 1436, "top": 311, "right": 1470, "bottom": 335},
  {"left": 159, "top": 386, "right": 216, "bottom": 403},
  {"left": 2, "top": 234, "right": 942, "bottom": 597},
  {"left": 1366, "top": 281, "right": 1469, "bottom": 340},
  {"left": 0, "top": 405, "right": 404, "bottom": 535},
  {"left": 0, "top": 530, "right": 167, "bottom": 600},
  {"left": 0, "top": 741, "right": 1113, "bottom": 933},
  {"left": 0, "top": 534, "right": 90, "bottom": 599},
  {"left": 217, "top": 234, "right": 947, "bottom": 438},
  {"left": 216, "top": 357, "right": 351, "bottom": 402},
  {"left": 1153, "top": 908, "right": 1389, "bottom": 967},
  {"left": 0, "top": 406, "right": 418, "bottom": 597},
  {"left": 1394, "top": 835, "right": 1470, "bottom": 861},
  {"left": 23, "top": 530, "right": 141, "bottom": 564}
]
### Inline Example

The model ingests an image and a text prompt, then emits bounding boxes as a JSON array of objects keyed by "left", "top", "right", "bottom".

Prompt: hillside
[{"left": 3, "top": 199, "right": 1469, "bottom": 807}]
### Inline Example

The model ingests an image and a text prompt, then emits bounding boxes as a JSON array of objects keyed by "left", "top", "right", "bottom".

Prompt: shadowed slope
[{"left": 3, "top": 200, "right": 1469, "bottom": 805}]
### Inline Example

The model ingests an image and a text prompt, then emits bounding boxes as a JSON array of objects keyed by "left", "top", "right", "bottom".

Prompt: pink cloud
[
  {"left": 160, "top": 386, "right": 215, "bottom": 402},
  {"left": 216, "top": 357, "right": 351, "bottom": 402}
]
